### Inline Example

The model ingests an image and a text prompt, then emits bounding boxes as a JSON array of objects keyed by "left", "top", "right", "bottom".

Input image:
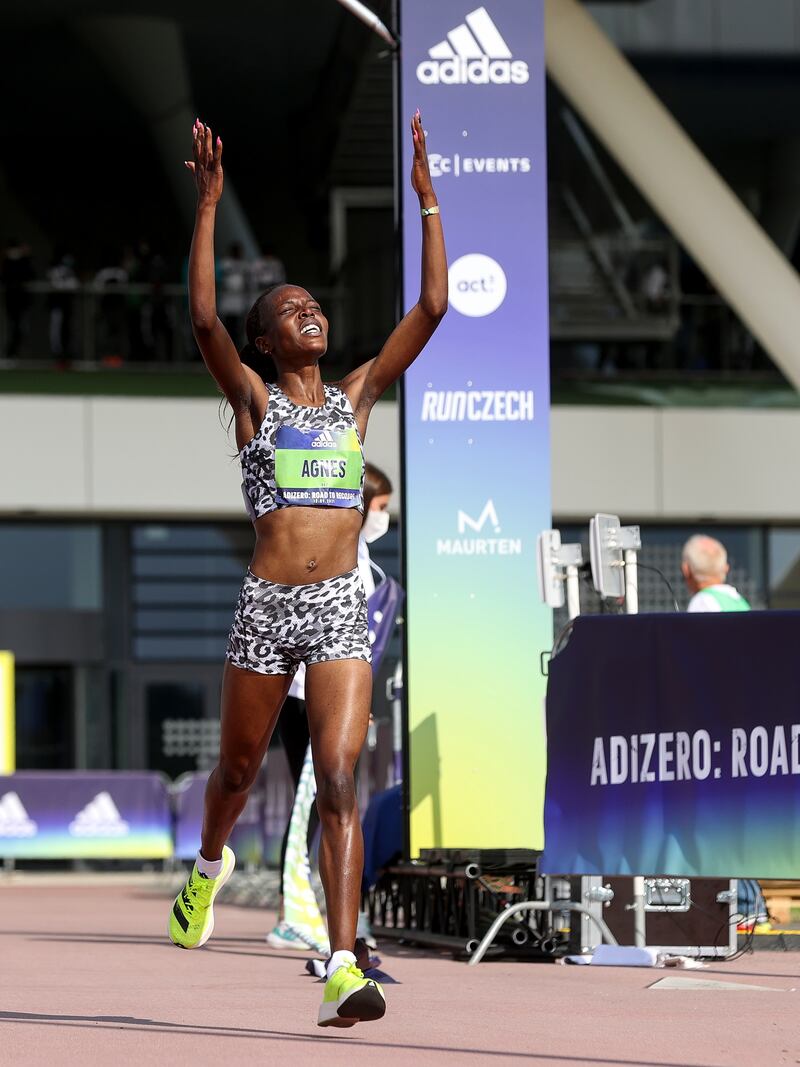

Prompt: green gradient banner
[{"left": 401, "top": 1, "right": 551, "bottom": 854}]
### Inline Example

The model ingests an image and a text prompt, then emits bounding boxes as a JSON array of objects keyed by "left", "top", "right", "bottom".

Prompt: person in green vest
[{"left": 681, "top": 535, "right": 751, "bottom": 613}]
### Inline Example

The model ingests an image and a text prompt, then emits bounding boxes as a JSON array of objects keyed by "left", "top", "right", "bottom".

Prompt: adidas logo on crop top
[{"left": 240, "top": 383, "right": 365, "bottom": 520}]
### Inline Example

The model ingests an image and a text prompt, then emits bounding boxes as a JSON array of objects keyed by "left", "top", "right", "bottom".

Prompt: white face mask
[{"left": 362, "top": 508, "right": 390, "bottom": 543}]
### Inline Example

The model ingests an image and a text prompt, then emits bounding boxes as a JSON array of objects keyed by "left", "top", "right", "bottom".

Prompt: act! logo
[
  {"left": 448, "top": 253, "right": 507, "bottom": 317},
  {"left": 417, "top": 7, "right": 530, "bottom": 86},
  {"left": 436, "top": 499, "right": 522, "bottom": 557}
]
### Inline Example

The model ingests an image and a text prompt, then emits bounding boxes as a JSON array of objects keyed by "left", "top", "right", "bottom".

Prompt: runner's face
[{"left": 260, "top": 285, "right": 328, "bottom": 361}]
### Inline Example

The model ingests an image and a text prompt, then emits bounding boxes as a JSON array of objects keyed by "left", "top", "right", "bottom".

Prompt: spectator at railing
[
  {"left": 640, "top": 260, "right": 670, "bottom": 314},
  {"left": 217, "top": 241, "right": 250, "bottom": 346},
  {"left": 93, "top": 250, "right": 129, "bottom": 365},
  {"left": 126, "top": 239, "right": 173, "bottom": 361},
  {"left": 46, "top": 249, "right": 78, "bottom": 364},
  {"left": 2, "top": 238, "right": 34, "bottom": 358},
  {"left": 250, "top": 243, "right": 286, "bottom": 293}
]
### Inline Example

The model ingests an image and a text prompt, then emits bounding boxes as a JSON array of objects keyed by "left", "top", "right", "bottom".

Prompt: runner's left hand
[{"left": 410, "top": 110, "right": 435, "bottom": 201}]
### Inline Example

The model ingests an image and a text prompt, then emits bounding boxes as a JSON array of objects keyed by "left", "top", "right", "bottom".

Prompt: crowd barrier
[
  {"left": 172, "top": 770, "right": 289, "bottom": 866},
  {"left": 0, "top": 769, "right": 289, "bottom": 863},
  {"left": 0, "top": 723, "right": 396, "bottom": 863},
  {"left": 0, "top": 772, "right": 172, "bottom": 860}
]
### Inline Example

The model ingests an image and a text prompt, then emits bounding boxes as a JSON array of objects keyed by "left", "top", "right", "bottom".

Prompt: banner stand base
[{"left": 366, "top": 852, "right": 562, "bottom": 961}]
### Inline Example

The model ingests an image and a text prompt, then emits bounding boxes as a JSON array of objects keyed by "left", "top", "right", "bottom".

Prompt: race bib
[{"left": 274, "top": 425, "right": 363, "bottom": 507}]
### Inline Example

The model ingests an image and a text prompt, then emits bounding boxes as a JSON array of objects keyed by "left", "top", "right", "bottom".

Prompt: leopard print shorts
[{"left": 226, "top": 567, "right": 371, "bottom": 676}]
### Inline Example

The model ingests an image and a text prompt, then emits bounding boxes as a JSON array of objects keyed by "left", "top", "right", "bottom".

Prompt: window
[
  {"left": 15, "top": 667, "right": 73, "bottom": 769},
  {"left": 768, "top": 530, "right": 800, "bottom": 610},
  {"left": 131, "top": 524, "right": 252, "bottom": 661},
  {"left": 0, "top": 525, "right": 102, "bottom": 610}
]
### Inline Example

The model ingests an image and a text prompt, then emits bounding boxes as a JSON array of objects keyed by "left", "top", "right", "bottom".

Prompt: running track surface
[{"left": 2, "top": 879, "right": 799, "bottom": 1066}]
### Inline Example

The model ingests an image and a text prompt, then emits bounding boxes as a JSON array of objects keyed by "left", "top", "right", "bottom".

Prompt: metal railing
[
  {"left": 0, "top": 282, "right": 350, "bottom": 367},
  {"left": 0, "top": 274, "right": 773, "bottom": 382},
  {"left": 549, "top": 234, "right": 681, "bottom": 341}
]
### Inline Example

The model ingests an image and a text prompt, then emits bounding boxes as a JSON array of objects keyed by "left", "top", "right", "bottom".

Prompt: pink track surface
[{"left": 1, "top": 882, "right": 799, "bottom": 1066}]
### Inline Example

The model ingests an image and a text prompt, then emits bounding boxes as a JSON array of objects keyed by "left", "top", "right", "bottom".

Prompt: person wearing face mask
[{"left": 267, "top": 462, "right": 394, "bottom": 953}]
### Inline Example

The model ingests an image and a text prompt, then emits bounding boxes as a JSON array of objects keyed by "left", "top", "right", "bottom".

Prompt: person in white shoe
[
  {"left": 168, "top": 112, "right": 446, "bottom": 1030},
  {"left": 681, "top": 535, "right": 751, "bottom": 613}
]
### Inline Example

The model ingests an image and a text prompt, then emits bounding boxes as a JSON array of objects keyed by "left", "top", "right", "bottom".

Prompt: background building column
[
  {"left": 545, "top": 0, "right": 800, "bottom": 391},
  {"left": 74, "top": 16, "right": 260, "bottom": 259}
]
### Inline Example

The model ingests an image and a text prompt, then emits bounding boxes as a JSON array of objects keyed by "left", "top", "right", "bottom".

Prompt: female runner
[{"left": 168, "top": 111, "right": 446, "bottom": 1028}]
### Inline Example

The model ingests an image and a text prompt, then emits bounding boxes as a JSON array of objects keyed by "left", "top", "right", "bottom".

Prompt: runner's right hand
[{"left": 185, "top": 119, "right": 224, "bottom": 205}]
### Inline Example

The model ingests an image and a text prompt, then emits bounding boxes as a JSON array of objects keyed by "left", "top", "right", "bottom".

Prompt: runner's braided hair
[
  {"left": 219, "top": 284, "right": 284, "bottom": 434},
  {"left": 238, "top": 283, "right": 285, "bottom": 381}
]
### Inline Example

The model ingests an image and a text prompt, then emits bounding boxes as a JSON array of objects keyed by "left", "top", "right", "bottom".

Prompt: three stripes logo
[
  {"left": 0, "top": 792, "right": 37, "bottom": 837},
  {"left": 311, "top": 429, "right": 339, "bottom": 449},
  {"left": 417, "top": 7, "right": 529, "bottom": 86},
  {"left": 68, "top": 791, "right": 130, "bottom": 838}
]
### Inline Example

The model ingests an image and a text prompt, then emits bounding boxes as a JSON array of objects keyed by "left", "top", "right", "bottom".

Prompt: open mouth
[{"left": 300, "top": 323, "right": 322, "bottom": 337}]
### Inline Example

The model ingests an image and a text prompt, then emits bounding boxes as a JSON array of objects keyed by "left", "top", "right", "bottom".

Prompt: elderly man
[{"left": 681, "top": 534, "right": 750, "bottom": 613}]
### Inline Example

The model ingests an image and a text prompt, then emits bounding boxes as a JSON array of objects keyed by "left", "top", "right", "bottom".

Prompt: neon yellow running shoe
[
  {"left": 317, "top": 962, "right": 386, "bottom": 1028},
  {"left": 168, "top": 846, "right": 235, "bottom": 949}
]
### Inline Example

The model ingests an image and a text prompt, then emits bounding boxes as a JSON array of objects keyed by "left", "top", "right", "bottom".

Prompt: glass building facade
[{"left": 1, "top": 517, "right": 797, "bottom": 773}]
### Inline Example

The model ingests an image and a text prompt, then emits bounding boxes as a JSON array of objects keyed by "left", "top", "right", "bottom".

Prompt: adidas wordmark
[
  {"left": 417, "top": 7, "right": 529, "bottom": 86},
  {"left": 311, "top": 430, "right": 338, "bottom": 449}
]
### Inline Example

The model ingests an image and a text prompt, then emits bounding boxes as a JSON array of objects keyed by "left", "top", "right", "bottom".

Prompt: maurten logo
[
  {"left": 0, "top": 791, "right": 37, "bottom": 837},
  {"left": 437, "top": 499, "right": 522, "bottom": 556},
  {"left": 417, "top": 7, "right": 529, "bottom": 86},
  {"left": 69, "top": 791, "right": 130, "bottom": 837}
]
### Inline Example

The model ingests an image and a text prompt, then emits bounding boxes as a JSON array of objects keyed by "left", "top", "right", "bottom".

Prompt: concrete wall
[
  {"left": 3, "top": 395, "right": 800, "bottom": 523},
  {"left": 0, "top": 395, "right": 402, "bottom": 520}
]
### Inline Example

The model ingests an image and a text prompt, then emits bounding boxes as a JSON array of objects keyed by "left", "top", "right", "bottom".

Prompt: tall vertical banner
[{"left": 401, "top": 2, "right": 551, "bottom": 854}]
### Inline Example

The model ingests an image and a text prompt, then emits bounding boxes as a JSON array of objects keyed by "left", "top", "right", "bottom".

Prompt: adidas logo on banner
[
  {"left": 417, "top": 7, "right": 529, "bottom": 86},
  {"left": 0, "top": 792, "right": 37, "bottom": 837},
  {"left": 68, "top": 791, "right": 130, "bottom": 838},
  {"left": 311, "top": 429, "right": 338, "bottom": 449}
]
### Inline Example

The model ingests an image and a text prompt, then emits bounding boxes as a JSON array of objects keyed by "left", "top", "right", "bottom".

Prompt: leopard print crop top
[{"left": 239, "top": 384, "right": 365, "bottom": 521}]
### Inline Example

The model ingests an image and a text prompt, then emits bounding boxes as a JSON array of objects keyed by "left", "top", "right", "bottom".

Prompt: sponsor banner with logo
[
  {"left": 541, "top": 614, "right": 800, "bottom": 878},
  {"left": 401, "top": 1, "right": 551, "bottom": 853},
  {"left": 0, "top": 773, "right": 171, "bottom": 858}
]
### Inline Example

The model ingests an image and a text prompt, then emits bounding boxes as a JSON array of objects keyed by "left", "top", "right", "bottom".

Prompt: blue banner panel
[
  {"left": 541, "top": 614, "right": 800, "bottom": 878},
  {"left": 173, "top": 771, "right": 267, "bottom": 864},
  {"left": 400, "top": 0, "right": 551, "bottom": 854},
  {"left": 0, "top": 772, "right": 172, "bottom": 859}
]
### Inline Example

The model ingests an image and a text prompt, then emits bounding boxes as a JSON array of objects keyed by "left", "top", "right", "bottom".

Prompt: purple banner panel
[
  {"left": 400, "top": 0, "right": 551, "bottom": 853},
  {"left": 367, "top": 577, "right": 404, "bottom": 675},
  {"left": 541, "top": 614, "right": 800, "bottom": 878},
  {"left": 173, "top": 771, "right": 272, "bottom": 864},
  {"left": 0, "top": 772, "right": 171, "bottom": 859}
]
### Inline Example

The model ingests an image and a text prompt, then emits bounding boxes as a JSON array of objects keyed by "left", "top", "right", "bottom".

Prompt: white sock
[
  {"left": 195, "top": 851, "right": 224, "bottom": 879},
  {"left": 326, "top": 949, "right": 357, "bottom": 980}
]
